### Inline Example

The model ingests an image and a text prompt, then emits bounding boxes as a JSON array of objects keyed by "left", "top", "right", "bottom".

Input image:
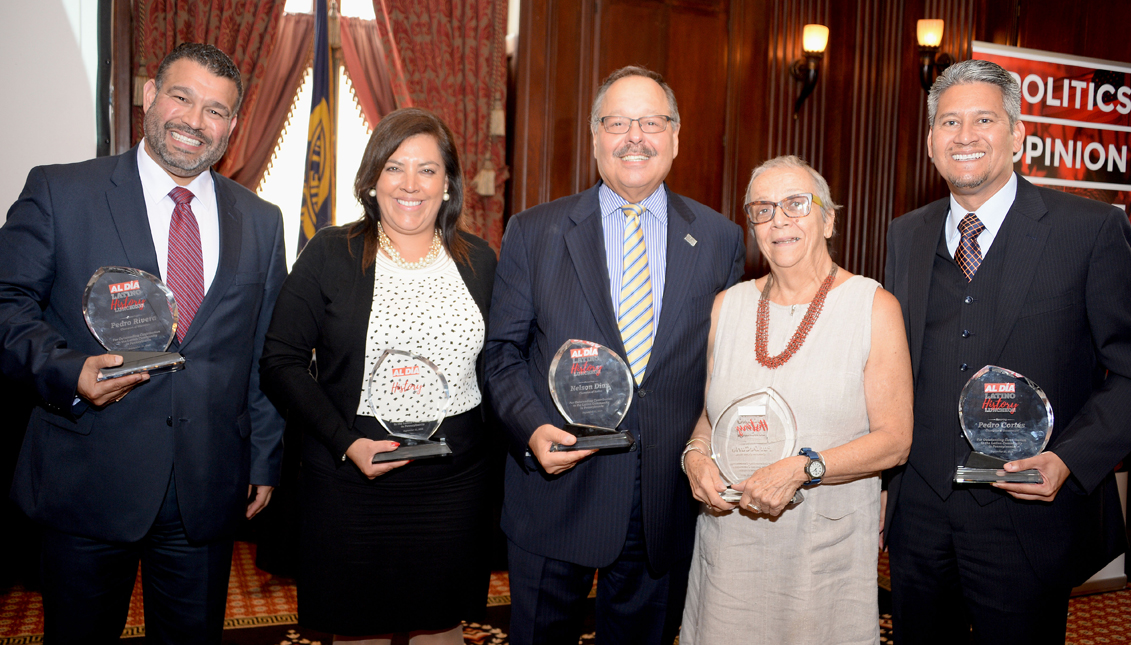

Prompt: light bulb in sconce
[
  {"left": 791, "top": 24, "right": 829, "bottom": 118},
  {"left": 802, "top": 24, "right": 830, "bottom": 54},
  {"left": 917, "top": 19, "right": 953, "bottom": 92},
  {"left": 917, "top": 19, "right": 944, "bottom": 48}
]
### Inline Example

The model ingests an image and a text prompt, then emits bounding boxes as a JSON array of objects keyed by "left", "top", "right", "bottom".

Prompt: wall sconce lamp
[
  {"left": 790, "top": 24, "right": 829, "bottom": 118},
  {"left": 917, "top": 19, "right": 953, "bottom": 92}
]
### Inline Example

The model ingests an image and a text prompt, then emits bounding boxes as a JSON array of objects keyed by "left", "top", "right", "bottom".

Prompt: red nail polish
[{"left": 391, "top": 442, "right": 400, "bottom": 448}]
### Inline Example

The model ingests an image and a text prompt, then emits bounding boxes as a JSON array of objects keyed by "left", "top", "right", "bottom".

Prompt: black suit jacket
[
  {"left": 486, "top": 183, "right": 745, "bottom": 571},
  {"left": 0, "top": 147, "right": 287, "bottom": 543},
  {"left": 258, "top": 225, "right": 497, "bottom": 472},
  {"left": 884, "top": 175, "right": 1131, "bottom": 586}
]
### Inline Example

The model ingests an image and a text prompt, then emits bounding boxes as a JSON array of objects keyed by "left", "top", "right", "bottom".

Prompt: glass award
[
  {"left": 711, "top": 388, "right": 804, "bottom": 506},
  {"left": 547, "top": 339, "right": 637, "bottom": 452},
  {"left": 366, "top": 349, "right": 454, "bottom": 463},
  {"left": 82, "top": 266, "right": 185, "bottom": 381},
  {"left": 954, "top": 365, "right": 1053, "bottom": 484}
]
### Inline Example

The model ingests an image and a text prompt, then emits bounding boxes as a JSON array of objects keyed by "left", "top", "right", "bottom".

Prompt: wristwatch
[{"left": 799, "top": 447, "right": 825, "bottom": 485}]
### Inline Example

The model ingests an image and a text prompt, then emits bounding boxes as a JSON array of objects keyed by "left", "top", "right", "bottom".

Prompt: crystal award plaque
[
  {"left": 547, "top": 340, "right": 637, "bottom": 452},
  {"left": 954, "top": 365, "right": 1053, "bottom": 484},
  {"left": 82, "top": 266, "right": 185, "bottom": 381},
  {"left": 711, "top": 388, "right": 804, "bottom": 506},
  {"left": 367, "top": 349, "right": 454, "bottom": 463}
]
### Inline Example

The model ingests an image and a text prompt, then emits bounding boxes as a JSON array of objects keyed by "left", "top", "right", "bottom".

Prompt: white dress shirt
[
  {"left": 945, "top": 172, "right": 1018, "bottom": 259},
  {"left": 136, "top": 141, "right": 221, "bottom": 292}
]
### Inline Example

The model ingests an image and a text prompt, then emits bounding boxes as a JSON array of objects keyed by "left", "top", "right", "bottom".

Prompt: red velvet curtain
[
  {"left": 132, "top": 0, "right": 286, "bottom": 188},
  {"left": 231, "top": 13, "right": 314, "bottom": 189},
  {"left": 372, "top": 0, "right": 509, "bottom": 250},
  {"left": 339, "top": 16, "right": 398, "bottom": 131}
]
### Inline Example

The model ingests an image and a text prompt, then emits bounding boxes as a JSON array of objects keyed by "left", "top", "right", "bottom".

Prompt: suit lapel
[
  {"left": 179, "top": 172, "right": 242, "bottom": 347},
  {"left": 907, "top": 201, "right": 948, "bottom": 379},
  {"left": 649, "top": 189, "right": 698, "bottom": 376},
  {"left": 105, "top": 149, "right": 161, "bottom": 276},
  {"left": 985, "top": 178, "right": 1050, "bottom": 362},
  {"left": 564, "top": 186, "right": 622, "bottom": 356}
]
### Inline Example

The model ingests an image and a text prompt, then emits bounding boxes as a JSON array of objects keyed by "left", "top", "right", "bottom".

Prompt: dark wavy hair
[
  {"left": 350, "top": 107, "right": 468, "bottom": 271},
  {"left": 156, "top": 43, "right": 244, "bottom": 113}
]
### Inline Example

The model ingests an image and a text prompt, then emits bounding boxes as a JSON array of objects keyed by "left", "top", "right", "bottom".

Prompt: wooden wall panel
[{"left": 510, "top": 0, "right": 1131, "bottom": 281}]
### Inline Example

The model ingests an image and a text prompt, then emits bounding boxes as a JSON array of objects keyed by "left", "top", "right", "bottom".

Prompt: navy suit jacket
[
  {"left": 884, "top": 175, "right": 1131, "bottom": 587},
  {"left": 0, "top": 147, "right": 287, "bottom": 544},
  {"left": 486, "top": 183, "right": 745, "bottom": 571}
]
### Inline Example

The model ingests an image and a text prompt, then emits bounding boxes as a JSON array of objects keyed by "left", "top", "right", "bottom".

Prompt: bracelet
[
  {"left": 681, "top": 445, "right": 707, "bottom": 475},
  {"left": 686, "top": 436, "right": 710, "bottom": 450}
]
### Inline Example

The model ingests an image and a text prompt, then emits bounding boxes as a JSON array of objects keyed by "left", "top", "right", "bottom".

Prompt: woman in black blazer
[{"left": 260, "top": 108, "right": 496, "bottom": 643}]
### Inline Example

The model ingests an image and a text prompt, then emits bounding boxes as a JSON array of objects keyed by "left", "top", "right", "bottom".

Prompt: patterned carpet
[{"left": 1, "top": 544, "right": 1128, "bottom": 644}]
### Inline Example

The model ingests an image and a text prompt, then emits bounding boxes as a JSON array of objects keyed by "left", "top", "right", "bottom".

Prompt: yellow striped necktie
[{"left": 619, "top": 203, "right": 653, "bottom": 385}]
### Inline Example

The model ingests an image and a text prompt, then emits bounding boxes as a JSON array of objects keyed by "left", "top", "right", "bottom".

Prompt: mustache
[
  {"left": 165, "top": 122, "right": 212, "bottom": 146},
  {"left": 613, "top": 142, "right": 656, "bottom": 158}
]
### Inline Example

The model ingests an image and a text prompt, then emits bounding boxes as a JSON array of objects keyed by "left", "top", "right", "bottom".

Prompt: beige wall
[{"left": 0, "top": 0, "right": 98, "bottom": 223}]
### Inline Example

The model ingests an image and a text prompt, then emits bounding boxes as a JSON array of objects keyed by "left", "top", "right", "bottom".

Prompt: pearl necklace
[
  {"left": 755, "top": 265, "right": 838, "bottom": 369},
  {"left": 377, "top": 221, "right": 443, "bottom": 269}
]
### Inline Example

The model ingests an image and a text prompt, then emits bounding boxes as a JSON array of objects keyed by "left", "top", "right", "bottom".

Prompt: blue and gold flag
[{"left": 299, "top": 0, "right": 334, "bottom": 251}]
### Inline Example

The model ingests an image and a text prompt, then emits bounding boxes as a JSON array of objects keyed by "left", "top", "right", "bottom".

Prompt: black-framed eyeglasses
[
  {"left": 743, "top": 193, "right": 823, "bottom": 224},
  {"left": 597, "top": 115, "right": 675, "bottom": 134}
]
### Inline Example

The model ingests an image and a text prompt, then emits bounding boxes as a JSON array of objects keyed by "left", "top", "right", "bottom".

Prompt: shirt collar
[
  {"left": 598, "top": 181, "right": 669, "bottom": 223},
  {"left": 136, "top": 140, "right": 215, "bottom": 207},
  {"left": 947, "top": 171, "right": 1017, "bottom": 239}
]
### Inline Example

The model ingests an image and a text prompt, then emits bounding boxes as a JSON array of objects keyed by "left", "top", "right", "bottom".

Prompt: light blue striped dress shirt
[{"left": 599, "top": 182, "right": 668, "bottom": 334}]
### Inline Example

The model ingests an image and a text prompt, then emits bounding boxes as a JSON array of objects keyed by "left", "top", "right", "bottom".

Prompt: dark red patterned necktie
[
  {"left": 167, "top": 187, "right": 204, "bottom": 342},
  {"left": 956, "top": 213, "right": 985, "bottom": 282}
]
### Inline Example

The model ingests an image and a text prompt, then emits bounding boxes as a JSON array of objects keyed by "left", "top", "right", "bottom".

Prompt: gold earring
[{"left": 368, "top": 188, "right": 377, "bottom": 197}]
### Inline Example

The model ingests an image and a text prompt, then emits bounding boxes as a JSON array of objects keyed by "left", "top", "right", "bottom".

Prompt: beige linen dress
[{"left": 681, "top": 275, "right": 881, "bottom": 645}]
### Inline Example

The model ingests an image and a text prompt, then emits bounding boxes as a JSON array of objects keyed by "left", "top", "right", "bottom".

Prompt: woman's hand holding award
[
  {"left": 954, "top": 365, "right": 1052, "bottom": 484},
  {"left": 547, "top": 339, "right": 637, "bottom": 452},
  {"left": 711, "top": 388, "right": 804, "bottom": 506},
  {"left": 82, "top": 266, "right": 185, "bottom": 380},
  {"left": 367, "top": 349, "right": 454, "bottom": 463}
]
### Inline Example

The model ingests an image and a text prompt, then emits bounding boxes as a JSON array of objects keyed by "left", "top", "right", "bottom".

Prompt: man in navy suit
[
  {"left": 884, "top": 59, "right": 1131, "bottom": 644},
  {"left": 0, "top": 43, "right": 286, "bottom": 643},
  {"left": 486, "top": 66, "right": 745, "bottom": 645}
]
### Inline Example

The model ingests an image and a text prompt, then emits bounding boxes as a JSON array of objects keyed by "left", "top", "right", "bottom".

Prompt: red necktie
[
  {"left": 167, "top": 187, "right": 204, "bottom": 343},
  {"left": 955, "top": 213, "right": 985, "bottom": 282}
]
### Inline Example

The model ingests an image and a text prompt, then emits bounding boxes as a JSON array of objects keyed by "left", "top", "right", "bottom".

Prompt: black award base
[
  {"left": 549, "top": 423, "right": 637, "bottom": 452},
  {"left": 98, "top": 351, "right": 185, "bottom": 381},
  {"left": 954, "top": 451, "right": 1043, "bottom": 484},
  {"left": 371, "top": 437, "right": 453, "bottom": 463}
]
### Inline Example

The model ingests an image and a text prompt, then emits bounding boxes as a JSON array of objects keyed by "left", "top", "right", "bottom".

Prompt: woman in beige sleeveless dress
[{"left": 681, "top": 156, "right": 913, "bottom": 644}]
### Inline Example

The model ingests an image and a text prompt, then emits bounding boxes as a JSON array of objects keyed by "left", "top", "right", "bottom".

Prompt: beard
[
  {"left": 946, "top": 167, "right": 991, "bottom": 189},
  {"left": 143, "top": 109, "right": 229, "bottom": 177}
]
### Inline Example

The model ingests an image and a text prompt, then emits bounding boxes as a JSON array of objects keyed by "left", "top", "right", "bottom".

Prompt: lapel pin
[{"left": 685, "top": 234, "right": 697, "bottom": 247}]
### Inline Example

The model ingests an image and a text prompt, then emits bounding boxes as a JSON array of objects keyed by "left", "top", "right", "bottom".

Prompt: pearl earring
[
  {"left": 368, "top": 188, "right": 377, "bottom": 197},
  {"left": 442, "top": 190, "right": 450, "bottom": 202}
]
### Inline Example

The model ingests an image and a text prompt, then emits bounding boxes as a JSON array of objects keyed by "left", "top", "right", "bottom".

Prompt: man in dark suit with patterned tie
[
  {"left": 0, "top": 43, "right": 286, "bottom": 642},
  {"left": 884, "top": 59, "right": 1131, "bottom": 644},
  {"left": 486, "top": 66, "right": 745, "bottom": 645}
]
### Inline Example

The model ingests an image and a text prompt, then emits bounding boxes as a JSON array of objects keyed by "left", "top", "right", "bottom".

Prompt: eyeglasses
[
  {"left": 597, "top": 115, "right": 675, "bottom": 134},
  {"left": 743, "top": 193, "right": 823, "bottom": 224}
]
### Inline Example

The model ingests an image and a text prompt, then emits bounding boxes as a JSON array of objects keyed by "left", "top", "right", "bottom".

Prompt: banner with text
[{"left": 973, "top": 41, "right": 1131, "bottom": 211}]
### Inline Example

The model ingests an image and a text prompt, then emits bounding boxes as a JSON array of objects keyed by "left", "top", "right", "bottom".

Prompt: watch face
[{"left": 808, "top": 459, "right": 826, "bottom": 479}]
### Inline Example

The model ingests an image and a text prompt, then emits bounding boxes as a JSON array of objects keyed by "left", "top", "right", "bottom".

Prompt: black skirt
[{"left": 297, "top": 406, "right": 492, "bottom": 635}]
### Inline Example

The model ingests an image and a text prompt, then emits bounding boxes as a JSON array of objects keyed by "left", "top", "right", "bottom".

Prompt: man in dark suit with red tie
[
  {"left": 486, "top": 67, "right": 745, "bottom": 645},
  {"left": 0, "top": 43, "right": 286, "bottom": 642},
  {"left": 884, "top": 59, "right": 1131, "bottom": 644}
]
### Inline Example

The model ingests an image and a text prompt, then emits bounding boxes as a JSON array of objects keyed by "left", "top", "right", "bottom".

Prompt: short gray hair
[
  {"left": 746, "top": 155, "right": 841, "bottom": 226},
  {"left": 589, "top": 66, "right": 680, "bottom": 133},
  {"left": 927, "top": 59, "right": 1021, "bottom": 128}
]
